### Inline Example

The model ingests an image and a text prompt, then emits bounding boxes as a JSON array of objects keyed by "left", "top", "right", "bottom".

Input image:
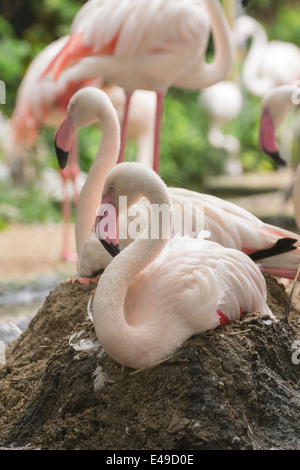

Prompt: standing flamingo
[
  {"left": 89, "top": 162, "right": 273, "bottom": 369},
  {"left": 199, "top": 80, "right": 243, "bottom": 176},
  {"left": 42, "top": 0, "right": 235, "bottom": 174},
  {"left": 233, "top": 15, "right": 300, "bottom": 97},
  {"left": 55, "top": 87, "right": 300, "bottom": 281},
  {"left": 258, "top": 84, "right": 300, "bottom": 231}
]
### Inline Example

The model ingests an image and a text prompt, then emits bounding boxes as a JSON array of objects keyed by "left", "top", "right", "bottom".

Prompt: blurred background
[{"left": 0, "top": 0, "right": 300, "bottom": 340}]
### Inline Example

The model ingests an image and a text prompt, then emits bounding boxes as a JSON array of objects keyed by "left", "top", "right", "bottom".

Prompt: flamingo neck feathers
[
  {"left": 175, "top": 0, "right": 234, "bottom": 90},
  {"left": 201, "top": 0, "right": 234, "bottom": 87},
  {"left": 241, "top": 20, "right": 270, "bottom": 96},
  {"left": 92, "top": 168, "right": 173, "bottom": 368},
  {"left": 75, "top": 92, "right": 120, "bottom": 257}
]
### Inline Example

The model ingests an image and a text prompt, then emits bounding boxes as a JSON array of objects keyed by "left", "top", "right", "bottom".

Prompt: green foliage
[
  {"left": 0, "top": 183, "right": 62, "bottom": 228},
  {"left": 0, "top": 1, "right": 300, "bottom": 225}
]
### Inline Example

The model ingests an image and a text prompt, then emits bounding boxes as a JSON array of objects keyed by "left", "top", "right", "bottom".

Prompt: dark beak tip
[
  {"left": 55, "top": 143, "right": 69, "bottom": 169},
  {"left": 267, "top": 151, "right": 287, "bottom": 167},
  {"left": 99, "top": 238, "right": 120, "bottom": 258}
]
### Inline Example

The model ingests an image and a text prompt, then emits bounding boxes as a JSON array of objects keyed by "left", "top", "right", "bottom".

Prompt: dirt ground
[
  {"left": 0, "top": 223, "right": 77, "bottom": 282},
  {"left": 0, "top": 224, "right": 299, "bottom": 450}
]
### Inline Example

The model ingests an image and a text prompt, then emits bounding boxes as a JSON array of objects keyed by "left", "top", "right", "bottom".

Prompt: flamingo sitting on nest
[
  {"left": 54, "top": 87, "right": 300, "bottom": 283},
  {"left": 88, "top": 162, "right": 274, "bottom": 370},
  {"left": 43, "top": 0, "right": 235, "bottom": 173}
]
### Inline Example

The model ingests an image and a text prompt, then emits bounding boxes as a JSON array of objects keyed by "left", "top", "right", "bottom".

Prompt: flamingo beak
[
  {"left": 258, "top": 111, "right": 287, "bottom": 167},
  {"left": 95, "top": 195, "right": 120, "bottom": 258},
  {"left": 54, "top": 113, "right": 75, "bottom": 169}
]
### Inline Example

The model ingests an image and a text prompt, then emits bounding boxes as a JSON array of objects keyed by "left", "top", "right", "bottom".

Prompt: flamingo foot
[
  {"left": 62, "top": 251, "right": 78, "bottom": 263},
  {"left": 73, "top": 274, "right": 101, "bottom": 285},
  {"left": 61, "top": 274, "right": 101, "bottom": 285}
]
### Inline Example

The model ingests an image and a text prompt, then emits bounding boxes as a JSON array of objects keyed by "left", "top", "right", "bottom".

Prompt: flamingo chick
[
  {"left": 55, "top": 87, "right": 300, "bottom": 282},
  {"left": 89, "top": 162, "right": 274, "bottom": 370}
]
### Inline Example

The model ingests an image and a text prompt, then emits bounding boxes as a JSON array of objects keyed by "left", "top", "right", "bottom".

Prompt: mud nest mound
[{"left": 0, "top": 274, "right": 299, "bottom": 450}]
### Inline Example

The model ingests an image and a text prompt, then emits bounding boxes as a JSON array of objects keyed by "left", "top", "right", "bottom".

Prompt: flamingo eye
[{"left": 109, "top": 185, "right": 114, "bottom": 192}]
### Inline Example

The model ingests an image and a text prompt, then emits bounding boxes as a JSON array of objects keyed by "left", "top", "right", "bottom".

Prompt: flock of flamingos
[{"left": 2, "top": 0, "right": 300, "bottom": 369}]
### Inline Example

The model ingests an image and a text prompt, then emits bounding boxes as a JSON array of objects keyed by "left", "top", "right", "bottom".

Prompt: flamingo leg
[
  {"left": 152, "top": 92, "right": 164, "bottom": 174},
  {"left": 59, "top": 167, "right": 78, "bottom": 263},
  {"left": 117, "top": 93, "right": 132, "bottom": 164}
]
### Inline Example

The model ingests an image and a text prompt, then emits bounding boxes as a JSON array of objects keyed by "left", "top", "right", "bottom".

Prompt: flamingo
[
  {"left": 199, "top": 80, "right": 243, "bottom": 176},
  {"left": 55, "top": 87, "right": 300, "bottom": 282},
  {"left": 258, "top": 84, "right": 300, "bottom": 231},
  {"left": 233, "top": 15, "right": 300, "bottom": 97},
  {"left": 88, "top": 161, "right": 273, "bottom": 370},
  {"left": 42, "top": 0, "right": 235, "bottom": 174},
  {"left": 4, "top": 36, "right": 157, "bottom": 260}
]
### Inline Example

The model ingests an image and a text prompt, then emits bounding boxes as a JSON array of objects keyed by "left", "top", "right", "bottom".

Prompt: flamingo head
[
  {"left": 258, "top": 110, "right": 286, "bottom": 167},
  {"left": 95, "top": 192, "right": 120, "bottom": 258},
  {"left": 54, "top": 86, "right": 115, "bottom": 169},
  {"left": 94, "top": 162, "right": 144, "bottom": 258},
  {"left": 54, "top": 112, "right": 75, "bottom": 169},
  {"left": 258, "top": 85, "right": 299, "bottom": 167}
]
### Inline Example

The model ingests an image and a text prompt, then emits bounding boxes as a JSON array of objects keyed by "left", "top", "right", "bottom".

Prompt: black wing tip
[
  {"left": 250, "top": 237, "right": 298, "bottom": 262},
  {"left": 99, "top": 238, "right": 121, "bottom": 258},
  {"left": 54, "top": 143, "right": 69, "bottom": 170},
  {"left": 242, "top": 0, "right": 249, "bottom": 6}
]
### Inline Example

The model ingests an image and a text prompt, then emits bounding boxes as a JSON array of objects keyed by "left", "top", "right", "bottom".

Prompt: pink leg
[
  {"left": 261, "top": 267, "right": 300, "bottom": 281},
  {"left": 59, "top": 167, "right": 77, "bottom": 263},
  {"left": 117, "top": 93, "right": 132, "bottom": 164},
  {"left": 152, "top": 92, "right": 164, "bottom": 174}
]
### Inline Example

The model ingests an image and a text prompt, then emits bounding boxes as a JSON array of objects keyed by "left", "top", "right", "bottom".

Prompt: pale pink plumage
[
  {"left": 54, "top": 87, "right": 300, "bottom": 282},
  {"left": 90, "top": 162, "right": 273, "bottom": 369},
  {"left": 42, "top": 0, "right": 234, "bottom": 173}
]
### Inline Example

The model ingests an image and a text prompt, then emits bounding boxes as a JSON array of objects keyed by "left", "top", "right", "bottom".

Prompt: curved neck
[
  {"left": 175, "top": 0, "right": 234, "bottom": 89},
  {"left": 202, "top": 0, "right": 235, "bottom": 85},
  {"left": 75, "top": 109, "right": 120, "bottom": 257},
  {"left": 268, "top": 85, "right": 298, "bottom": 128},
  {"left": 93, "top": 175, "right": 173, "bottom": 368},
  {"left": 242, "top": 21, "right": 270, "bottom": 96}
]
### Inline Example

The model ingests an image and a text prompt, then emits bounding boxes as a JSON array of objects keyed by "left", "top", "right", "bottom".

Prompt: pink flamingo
[
  {"left": 258, "top": 83, "right": 300, "bottom": 231},
  {"left": 5, "top": 36, "right": 102, "bottom": 261},
  {"left": 42, "top": 0, "right": 235, "bottom": 174},
  {"left": 6, "top": 37, "right": 157, "bottom": 261},
  {"left": 55, "top": 87, "right": 300, "bottom": 282},
  {"left": 234, "top": 15, "right": 300, "bottom": 97},
  {"left": 89, "top": 161, "right": 274, "bottom": 370}
]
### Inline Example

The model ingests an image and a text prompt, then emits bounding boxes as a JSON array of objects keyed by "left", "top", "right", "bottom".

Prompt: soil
[
  {"left": 0, "top": 223, "right": 76, "bottom": 282},
  {"left": 0, "top": 272, "right": 299, "bottom": 450}
]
